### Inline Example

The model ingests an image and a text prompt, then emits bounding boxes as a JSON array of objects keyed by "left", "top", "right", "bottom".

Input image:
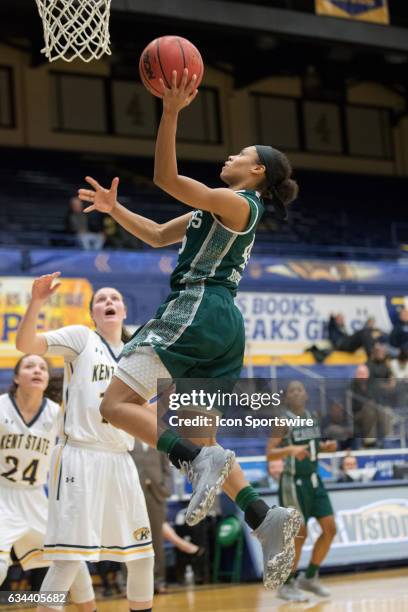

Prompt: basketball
[{"left": 139, "top": 36, "right": 204, "bottom": 98}]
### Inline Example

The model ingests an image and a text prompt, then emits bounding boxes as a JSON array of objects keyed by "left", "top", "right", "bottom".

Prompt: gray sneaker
[
  {"left": 296, "top": 572, "right": 331, "bottom": 597},
  {"left": 184, "top": 446, "right": 235, "bottom": 526},
  {"left": 253, "top": 506, "right": 302, "bottom": 590},
  {"left": 277, "top": 580, "right": 310, "bottom": 602}
]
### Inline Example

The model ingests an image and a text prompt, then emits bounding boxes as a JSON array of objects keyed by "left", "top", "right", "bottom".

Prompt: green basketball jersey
[
  {"left": 170, "top": 190, "right": 264, "bottom": 295},
  {"left": 282, "top": 409, "right": 322, "bottom": 477}
]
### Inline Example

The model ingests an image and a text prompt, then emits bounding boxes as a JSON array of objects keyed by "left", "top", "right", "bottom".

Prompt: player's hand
[
  {"left": 31, "top": 272, "right": 61, "bottom": 302},
  {"left": 78, "top": 176, "right": 119, "bottom": 214},
  {"left": 320, "top": 440, "right": 337, "bottom": 453},
  {"left": 289, "top": 445, "right": 309, "bottom": 460},
  {"left": 160, "top": 68, "right": 199, "bottom": 114}
]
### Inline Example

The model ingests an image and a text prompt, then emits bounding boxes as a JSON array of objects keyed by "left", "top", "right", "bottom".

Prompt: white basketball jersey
[
  {"left": 0, "top": 393, "right": 61, "bottom": 489},
  {"left": 43, "top": 326, "right": 134, "bottom": 452}
]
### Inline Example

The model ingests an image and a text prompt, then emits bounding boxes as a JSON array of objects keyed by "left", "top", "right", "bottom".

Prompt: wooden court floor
[{"left": 15, "top": 568, "right": 408, "bottom": 612}]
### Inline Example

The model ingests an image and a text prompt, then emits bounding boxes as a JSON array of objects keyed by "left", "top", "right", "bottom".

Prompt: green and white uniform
[
  {"left": 279, "top": 409, "right": 333, "bottom": 522},
  {"left": 116, "top": 190, "right": 264, "bottom": 399}
]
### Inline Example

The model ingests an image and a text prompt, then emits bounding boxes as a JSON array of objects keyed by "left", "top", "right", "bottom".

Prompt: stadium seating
[{"left": 1, "top": 146, "right": 407, "bottom": 258}]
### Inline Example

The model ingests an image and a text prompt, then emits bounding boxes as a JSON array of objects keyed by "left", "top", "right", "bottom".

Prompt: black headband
[{"left": 255, "top": 144, "right": 288, "bottom": 221}]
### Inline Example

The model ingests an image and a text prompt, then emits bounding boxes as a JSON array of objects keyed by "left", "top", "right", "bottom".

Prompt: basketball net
[{"left": 35, "top": 0, "right": 112, "bottom": 63}]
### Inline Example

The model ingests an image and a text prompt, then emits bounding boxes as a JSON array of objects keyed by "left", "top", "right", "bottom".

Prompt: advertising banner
[
  {"left": 236, "top": 292, "right": 392, "bottom": 355},
  {"left": 315, "top": 0, "right": 389, "bottom": 24},
  {"left": 0, "top": 277, "right": 93, "bottom": 367},
  {"left": 247, "top": 484, "right": 408, "bottom": 573}
]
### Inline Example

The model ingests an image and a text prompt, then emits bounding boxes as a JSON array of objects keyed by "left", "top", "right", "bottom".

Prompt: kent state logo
[
  {"left": 329, "top": 0, "right": 384, "bottom": 16},
  {"left": 133, "top": 527, "right": 151, "bottom": 541}
]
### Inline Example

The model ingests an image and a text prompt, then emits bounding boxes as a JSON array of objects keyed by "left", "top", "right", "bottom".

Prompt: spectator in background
[
  {"left": 321, "top": 401, "right": 353, "bottom": 450},
  {"left": 66, "top": 196, "right": 104, "bottom": 250},
  {"left": 253, "top": 459, "right": 284, "bottom": 492},
  {"left": 366, "top": 344, "right": 395, "bottom": 405},
  {"left": 337, "top": 454, "right": 358, "bottom": 483},
  {"left": 390, "top": 348, "right": 408, "bottom": 406},
  {"left": 390, "top": 308, "right": 408, "bottom": 352},
  {"left": 103, "top": 216, "right": 142, "bottom": 250},
  {"left": 328, "top": 313, "right": 385, "bottom": 357},
  {"left": 130, "top": 441, "right": 172, "bottom": 595},
  {"left": 349, "top": 363, "right": 391, "bottom": 447}
]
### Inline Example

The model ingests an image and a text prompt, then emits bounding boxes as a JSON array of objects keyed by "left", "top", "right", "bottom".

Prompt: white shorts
[
  {"left": 0, "top": 484, "right": 50, "bottom": 570},
  {"left": 44, "top": 443, "right": 154, "bottom": 562},
  {"left": 116, "top": 346, "right": 171, "bottom": 401}
]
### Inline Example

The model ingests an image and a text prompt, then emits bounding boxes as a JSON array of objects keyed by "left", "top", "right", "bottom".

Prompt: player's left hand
[
  {"left": 78, "top": 176, "right": 119, "bottom": 214},
  {"left": 320, "top": 440, "right": 337, "bottom": 453},
  {"left": 160, "top": 68, "right": 198, "bottom": 114}
]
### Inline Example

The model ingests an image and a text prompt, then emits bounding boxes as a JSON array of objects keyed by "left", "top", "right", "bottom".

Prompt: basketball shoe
[
  {"left": 277, "top": 579, "right": 309, "bottom": 602},
  {"left": 253, "top": 507, "right": 303, "bottom": 590},
  {"left": 297, "top": 572, "right": 331, "bottom": 597},
  {"left": 184, "top": 446, "right": 235, "bottom": 526}
]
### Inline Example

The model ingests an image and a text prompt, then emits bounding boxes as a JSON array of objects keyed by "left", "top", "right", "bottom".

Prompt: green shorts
[
  {"left": 123, "top": 284, "right": 245, "bottom": 380},
  {"left": 279, "top": 473, "right": 333, "bottom": 522}
]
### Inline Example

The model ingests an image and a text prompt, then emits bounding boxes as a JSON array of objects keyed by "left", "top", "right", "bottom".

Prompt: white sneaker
[
  {"left": 184, "top": 446, "right": 235, "bottom": 526},
  {"left": 277, "top": 580, "right": 310, "bottom": 602},
  {"left": 296, "top": 572, "right": 331, "bottom": 597},
  {"left": 252, "top": 506, "right": 302, "bottom": 590}
]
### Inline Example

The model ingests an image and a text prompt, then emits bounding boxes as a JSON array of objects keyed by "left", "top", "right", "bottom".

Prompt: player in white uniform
[
  {"left": 16, "top": 280, "right": 154, "bottom": 612},
  {"left": 0, "top": 354, "right": 96, "bottom": 611}
]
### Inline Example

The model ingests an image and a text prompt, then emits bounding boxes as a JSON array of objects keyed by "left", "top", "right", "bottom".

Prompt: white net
[{"left": 35, "top": 0, "right": 112, "bottom": 63}]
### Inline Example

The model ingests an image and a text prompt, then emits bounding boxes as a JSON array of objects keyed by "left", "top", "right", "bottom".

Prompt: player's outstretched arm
[
  {"left": 153, "top": 69, "right": 249, "bottom": 232},
  {"left": 78, "top": 177, "right": 189, "bottom": 247},
  {"left": 16, "top": 272, "right": 61, "bottom": 355}
]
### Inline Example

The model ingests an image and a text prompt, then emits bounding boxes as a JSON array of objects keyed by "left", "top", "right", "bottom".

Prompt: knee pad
[
  {"left": 126, "top": 557, "right": 154, "bottom": 602},
  {"left": 0, "top": 559, "right": 8, "bottom": 586},
  {"left": 69, "top": 561, "right": 95, "bottom": 604}
]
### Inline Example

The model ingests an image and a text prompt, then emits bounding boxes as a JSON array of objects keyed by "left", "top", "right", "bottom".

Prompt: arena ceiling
[{"left": 1, "top": 0, "right": 408, "bottom": 99}]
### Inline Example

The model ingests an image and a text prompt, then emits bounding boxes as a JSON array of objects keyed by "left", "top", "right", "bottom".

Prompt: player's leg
[
  {"left": 100, "top": 375, "right": 235, "bottom": 523},
  {"left": 0, "top": 491, "right": 38, "bottom": 586},
  {"left": 102, "top": 376, "right": 301, "bottom": 590},
  {"left": 37, "top": 561, "right": 96, "bottom": 612},
  {"left": 126, "top": 557, "right": 154, "bottom": 611},
  {"left": 0, "top": 532, "right": 13, "bottom": 587},
  {"left": 296, "top": 482, "right": 335, "bottom": 598},
  {"left": 70, "top": 562, "right": 96, "bottom": 611},
  {"left": 0, "top": 558, "right": 8, "bottom": 587},
  {"left": 96, "top": 450, "right": 154, "bottom": 611},
  {"left": 296, "top": 515, "right": 335, "bottom": 598},
  {"left": 309, "top": 514, "right": 337, "bottom": 567},
  {"left": 221, "top": 461, "right": 302, "bottom": 590}
]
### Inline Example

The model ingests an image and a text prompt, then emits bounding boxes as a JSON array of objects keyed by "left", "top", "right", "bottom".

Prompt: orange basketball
[{"left": 139, "top": 36, "right": 204, "bottom": 98}]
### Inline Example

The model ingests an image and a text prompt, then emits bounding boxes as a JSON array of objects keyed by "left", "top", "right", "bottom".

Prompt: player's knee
[
  {"left": 325, "top": 519, "right": 337, "bottom": 540},
  {"left": 69, "top": 561, "right": 94, "bottom": 604},
  {"left": 0, "top": 559, "right": 8, "bottom": 586}
]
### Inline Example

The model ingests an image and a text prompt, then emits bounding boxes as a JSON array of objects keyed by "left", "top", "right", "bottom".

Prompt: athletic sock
[
  {"left": 305, "top": 563, "right": 319, "bottom": 578},
  {"left": 236, "top": 486, "right": 270, "bottom": 530},
  {"left": 157, "top": 429, "right": 200, "bottom": 468}
]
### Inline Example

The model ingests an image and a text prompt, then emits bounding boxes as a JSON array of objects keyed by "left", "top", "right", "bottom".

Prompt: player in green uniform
[
  {"left": 268, "top": 380, "right": 337, "bottom": 601},
  {"left": 78, "top": 69, "right": 300, "bottom": 590}
]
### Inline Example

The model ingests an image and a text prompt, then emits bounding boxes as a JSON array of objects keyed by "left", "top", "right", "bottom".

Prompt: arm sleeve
[{"left": 41, "top": 325, "right": 90, "bottom": 362}]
